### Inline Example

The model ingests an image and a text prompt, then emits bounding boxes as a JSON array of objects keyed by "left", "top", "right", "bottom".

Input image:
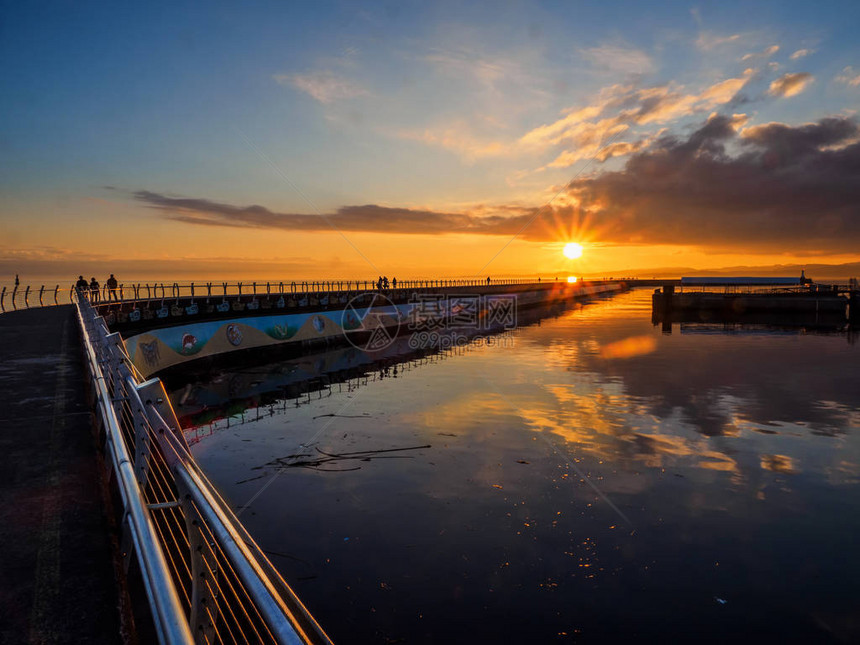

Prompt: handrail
[
  {"left": 73, "top": 288, "right": 332, "bottom": 644},
  {"left": 2, "top": 277, "right": 641, "bottom": 314},
  {"left": 144, "top": 400, "right": 329, "bottom": 645},
  {"left": 75, "top": 295, "right": 194, "bottom": 645}
]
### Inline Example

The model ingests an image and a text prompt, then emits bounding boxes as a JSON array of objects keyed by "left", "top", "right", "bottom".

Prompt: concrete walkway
[{"left": 0, "top": 306, "right": 123, "bottom": 644}]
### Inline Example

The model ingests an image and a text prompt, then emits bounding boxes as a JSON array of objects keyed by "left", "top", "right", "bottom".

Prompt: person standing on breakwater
[
  {"left": 89, "top": 277, "right": 100, "bottom": 303},
  {"left": 14, "top": 274, "right": 19, "bottom": 288},
  {"left": 106, "top": 273, "right": 118, "bottom": 301},
  {"left": 392, "top": 277, "right": 397, "bottom": 289},
  {"left": 75, "top": 275, "right": 88, "bottom": 291}
]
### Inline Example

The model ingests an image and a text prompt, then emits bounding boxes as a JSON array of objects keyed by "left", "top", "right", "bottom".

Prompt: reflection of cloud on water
[
  {"left": 623, "top": 432, "right": 738, "bottom": 474},
  {"left": 599, "top": 335, "right": 656, "bottom": 360},
  {"left": 697, "top": 454, "right": 738, "bottom": 473},
  {"left": 826, "top": 460, "right": 860, "bottom": 486},
  {"left": 571, "top": 336, "right": 854, "bottom": 438},
  {"left": 521, "top": 290, "right": 859, "bottom": 438},
  {"left": 760, "top": 454, "right": 799, "bottom": 475},
  {"left": 516, "top": 381, "right": 744, "bottom": 479}
]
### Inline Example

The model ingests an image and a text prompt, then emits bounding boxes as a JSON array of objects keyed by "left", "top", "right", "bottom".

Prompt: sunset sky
[{"left": 1, "top": 1, "right": 859, "bottom": 282}]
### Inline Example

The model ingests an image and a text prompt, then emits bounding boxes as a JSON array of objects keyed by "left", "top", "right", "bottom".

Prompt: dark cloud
[
  {"left": 566, "top": 114, "right": 860, "bottom": 252},
  {"left": 132, "top": 189, "right": 541, "bottom": 237},
  {"left": 132, "top": 114, "right": 860, "bottom": 252}
]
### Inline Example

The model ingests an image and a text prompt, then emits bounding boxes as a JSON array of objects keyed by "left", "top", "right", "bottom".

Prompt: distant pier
[{"left": 652, "top": 277, "right": 857, "bottom": 330}]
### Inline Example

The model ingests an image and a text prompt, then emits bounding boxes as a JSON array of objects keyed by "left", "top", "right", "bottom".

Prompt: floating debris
[{"left": 263, "top": 444, "right": 431, "bottom": 472}]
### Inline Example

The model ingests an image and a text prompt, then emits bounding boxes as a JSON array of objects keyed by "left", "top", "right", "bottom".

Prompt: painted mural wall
[{"left": 124, "top": 304, "right": 409, "bottom": 376}]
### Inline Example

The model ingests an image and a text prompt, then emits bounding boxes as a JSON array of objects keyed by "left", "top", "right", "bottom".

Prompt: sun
[{"left": 563, "top": 242, "right": 584, "bottom": 259}]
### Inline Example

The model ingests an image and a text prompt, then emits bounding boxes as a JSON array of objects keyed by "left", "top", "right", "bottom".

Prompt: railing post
[
  {"left": 53, "top": 285, "right": 59, "bottom": 305},
  {"left": 125, "top": 378, "right": 152, "bottom": 490},
  {"left": 39, "top": 285, "right": 45, "bottom": 306},
  {"left": 0, "top": 286, "right": 5, "bottom": 313},
  {"left": 175, "top": 476, "right": 219, "bottom": 644}
]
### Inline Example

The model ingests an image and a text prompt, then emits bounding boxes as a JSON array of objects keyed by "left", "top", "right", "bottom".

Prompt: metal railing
[
  {"left": 4, "top": 276, "right": 619, "bottom": 313},
  {"left": 75, "top": 289, "right": 332, "bottom": 645},
  {"left": 0, "top": 284, "right": 67, "bottom": 312},
  {"left": 80, "top": 277, "right": 564, "bottom": 307}
]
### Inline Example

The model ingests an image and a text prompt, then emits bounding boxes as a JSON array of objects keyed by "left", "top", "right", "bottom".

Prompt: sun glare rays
[{"left": 563, "top": 242, "right": 584, "bottom": 259}]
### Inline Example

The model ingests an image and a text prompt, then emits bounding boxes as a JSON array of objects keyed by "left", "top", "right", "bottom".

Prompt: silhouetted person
[
  {"left": 392, "top": 277, "right": 397, "bottom": 289},
  {"left": 75, "top": 275, "right": 88, "bottom": 291},
  {"left": 486, "top": 276, "right": 491, "bottom": 285},
  {"left": 14, "top": 274, "right": 19, "bottom": 288},
  {"left": 106, "top": 273, "right": 119, "bottom": 301},
  {"left": 89, "top": 277, "right": 100, "bottom": 303},
  {"left": 377, "top": 276, "right": 383, "bottom": 291},
  {"left": 383, "top": 276, "right": 389, "bottom": 289}
]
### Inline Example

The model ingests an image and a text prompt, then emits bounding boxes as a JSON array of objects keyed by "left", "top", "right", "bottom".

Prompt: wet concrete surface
[{"left": 0, "top": 306, "right": 124, "bottom": 644}]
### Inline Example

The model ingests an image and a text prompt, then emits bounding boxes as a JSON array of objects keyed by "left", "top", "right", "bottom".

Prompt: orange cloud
[
  {"left": 768, "top": 72, "right": 814, "bottom": 98},
  {"left": 519, "top": 72, "right": 754, "bottom": 169}
]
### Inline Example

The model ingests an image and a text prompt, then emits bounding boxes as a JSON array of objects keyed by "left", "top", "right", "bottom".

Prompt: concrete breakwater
[
  {"left": 651, "top": 284, "right": 851, "bottom": 328},
  {"left": 113, "top": 281, "right": 627, "bottom": 377}
]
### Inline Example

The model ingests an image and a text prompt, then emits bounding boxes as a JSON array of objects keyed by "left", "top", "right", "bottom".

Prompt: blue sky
[{"left": 1, "top": 1, "right": 859, "bottom": 280}]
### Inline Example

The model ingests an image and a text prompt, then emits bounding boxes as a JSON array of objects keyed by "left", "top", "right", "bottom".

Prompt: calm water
[{"left": 171, "top": 289, "right": 860, "bottom": 643}]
